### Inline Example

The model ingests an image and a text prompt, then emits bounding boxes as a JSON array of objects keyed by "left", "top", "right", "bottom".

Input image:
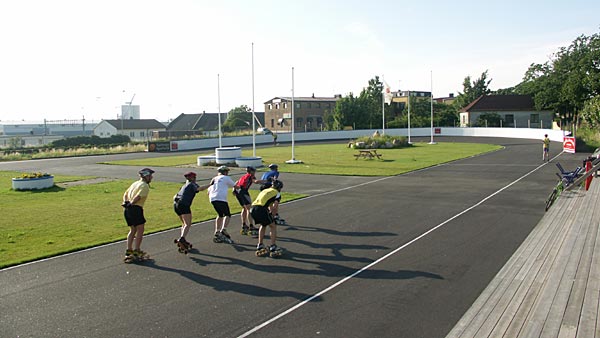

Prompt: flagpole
[
  {"left": 382, "top": 75, "right": 385, "bottom": 135},
  {"left": 407, "top": 90, "right": 412, "bottom": 144},
  {"left": 251, "top": 42, "right": 256, "bottom": 157},
  {"left": 429, "top": 70, "right": 436, "bottom": 145},
  {"left": 286, "top": 66, "right": 302, "bottom": 164},
  {"left": 217, "top": 73, "right": 222, "bottom": 148}
]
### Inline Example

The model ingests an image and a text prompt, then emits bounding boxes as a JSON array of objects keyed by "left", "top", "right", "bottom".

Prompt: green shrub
[{"left": 350, "top": 133, "right": 411, "bottom": 149}]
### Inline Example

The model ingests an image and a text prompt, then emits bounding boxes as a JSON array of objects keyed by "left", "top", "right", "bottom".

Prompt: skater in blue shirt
[
  {"left": 260, "top": 164, "right": 285, "bottom": 225},
  {"left": 173, "top": 171, "right": 210, "bottom": 252}
]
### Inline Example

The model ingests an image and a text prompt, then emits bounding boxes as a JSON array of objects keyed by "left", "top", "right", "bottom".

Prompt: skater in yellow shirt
[
  {"left": 122, "top": 168, "right": 154, "bottom": 262},
  {"left": 250, "top": 180, "right": 284, "bottom": 257},
  {"left": 543, "top": 134, "right": 550, "bottom": 162}
]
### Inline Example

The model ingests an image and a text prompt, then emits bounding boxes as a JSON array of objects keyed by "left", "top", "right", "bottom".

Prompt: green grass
[
  {"left": 0, "top": 171, "right": 305, "bottom": 268},
  {"left": 1, "top": 141, "right": 501, "bottom": 268},
  {"left": 105, "top": 142, "right": 503, "bottom": 176}
]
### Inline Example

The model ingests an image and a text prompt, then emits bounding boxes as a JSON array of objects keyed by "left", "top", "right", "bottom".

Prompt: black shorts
[
  {"left": 235, "top": 190, "right": 252, "bottom": 206},
  {"left": 124, "top": 205, "right": 146, "bottom": 227},
  {"left": 211, "top": 200, "right": 231, "bottom": 217},
  {"left": 174, "top": 202, "right": 192, "bottom": 216},
  {"left": 250, "top": 206, "right": 274, "bottom": 226}
]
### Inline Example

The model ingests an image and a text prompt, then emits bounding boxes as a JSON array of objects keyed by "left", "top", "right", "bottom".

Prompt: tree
[
  {"left": 581, "top": 95, "right": 600, "bottom": 129},
  {"left": 329, "top": 76, "right": 389, "bottom": 130},
  {"left": 222, "top": 105, "right": 253, "bottom": 132},
  {"left": 516, "top": 30, "right": 600, "bottom": 129},
  {"left": 475, "top": 113, "right": 503, "bottom": 127},
  {"left": 453, "top": 71, "right": 492, "bottom": 109}
]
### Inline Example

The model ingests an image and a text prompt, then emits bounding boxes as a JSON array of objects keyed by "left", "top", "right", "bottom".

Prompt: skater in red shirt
[{"left": 234, "top": 166, "right": 266, "bottom": 237}]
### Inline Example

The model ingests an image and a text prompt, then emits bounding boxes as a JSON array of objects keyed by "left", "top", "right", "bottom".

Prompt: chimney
[
  {"left": 312, "top": 93, "right": 315, "bottom": 98},
  {"left": 449, "top": 93, "right": 454, "bottom": 98}
]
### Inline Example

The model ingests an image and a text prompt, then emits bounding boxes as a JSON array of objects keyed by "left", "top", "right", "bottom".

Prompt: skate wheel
[{"left": 174, "top": 239, "right": 178, "bottom": 244}]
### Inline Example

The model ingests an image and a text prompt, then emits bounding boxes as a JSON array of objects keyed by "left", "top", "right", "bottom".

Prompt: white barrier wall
[{"left": 167, "top": 127, "right": 566, "bottom": 152}]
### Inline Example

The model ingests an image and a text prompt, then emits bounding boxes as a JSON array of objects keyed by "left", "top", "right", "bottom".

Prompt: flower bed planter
[
  {"left": 235, "top": 157, "right": 263, "bottom": 168},
  {"left": 12, "top": 175, "right": 55, "bottom": 190},
  {"left": 197, "top": 155, "right": 216, "bottom": 166}
]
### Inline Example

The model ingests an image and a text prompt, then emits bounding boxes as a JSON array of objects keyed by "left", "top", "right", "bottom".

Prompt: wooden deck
[{"left": 447, "top": 179, "right": 600, "bottom": 338}]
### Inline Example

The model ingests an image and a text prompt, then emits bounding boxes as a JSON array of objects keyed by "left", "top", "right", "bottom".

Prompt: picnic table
[{"left": 354, "top": 149, "right": 382, "bottom": 160}]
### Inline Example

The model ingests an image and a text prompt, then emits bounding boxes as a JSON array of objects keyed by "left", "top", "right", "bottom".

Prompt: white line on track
[{"left": 237, "top": 160, "right": 552, "bottom": 338}]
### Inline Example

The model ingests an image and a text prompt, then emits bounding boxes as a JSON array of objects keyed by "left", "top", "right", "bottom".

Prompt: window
[
  {"left": 296, "top": 117, "right": 303, "bottom": 125},
  {"left": 268, "top": 104, "right": 272, "bottom": 110},
  {"left": 130, "top": 131, "right": 135, "bottom": 137},
  {"left": 271, "top": 119, "right": 275, "bottom": 128},
  {"left": 284, "top": 102, "right": 288, "bottom": 109},
  {"left": 505, "top": 114, "right": 514, "bottom": 126},
  {"left": 295, "top": 102, "right": 301, "bottom": 109},
  {"left": 317, "top": 117, "right": 323, "bottom": 125},
  {"left": 315, "top": 103, "right": 320, "bottom": 108},
  {"left": 275, "top": 103, "right": 279, "bottom": 109},
  {"left": 530, "top": 114, "right": 539, "bottom": 123},
  {"left": 140, "top": 131, "right": 145, "bottom": 137}
]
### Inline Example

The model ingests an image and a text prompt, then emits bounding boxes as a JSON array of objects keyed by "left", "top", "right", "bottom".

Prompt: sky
[{"left": 0, "top": 0, "right": 598, "bottom": 123}]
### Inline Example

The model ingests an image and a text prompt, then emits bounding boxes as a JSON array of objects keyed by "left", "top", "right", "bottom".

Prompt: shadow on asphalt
[
  {"left": 284, "top": 224, "right": 397, "bottom": 238},
  {"left": 143, "top": 259, "right": 320, "bottom": 301}
]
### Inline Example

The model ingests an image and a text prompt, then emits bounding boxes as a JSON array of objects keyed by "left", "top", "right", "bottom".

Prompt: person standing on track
[
  {"left": 251, "top": 180, "right": 285, "bottom": 257},
  {"left": 234, "top": 166, "right": 266, "bottom": 236},
  {"left": 122, "top": 168, "right": 154, "bottom": 262},
  {"left": 543, "top": 134, "right": 550, "bottom": 162},
  {"left": 173, "top": 171, "right": 211, "bottom": 249},
  {"left": 208, "top": 166, "right": 239, "bottom": 243}
]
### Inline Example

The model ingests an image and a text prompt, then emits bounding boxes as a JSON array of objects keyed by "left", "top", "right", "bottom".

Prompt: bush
[
  {"left": 575, "top": 126, "right": 600, "bottom": 152},
  {"left": 350, "top": 133, "right": 410, "bottom": 149},
  {"left": 50, "top": 135, "right": 131, "bottom": 148}
]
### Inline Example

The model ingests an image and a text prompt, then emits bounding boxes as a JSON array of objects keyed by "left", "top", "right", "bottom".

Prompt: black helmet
[
  {"left": 272, "top": 180, "right": 283, "bottom": 190},
  {"left": 217, "top": 165, "right": 230, "bottom": 174},
  {"left": 138, "top": 168, "right": 155, "bottom": 177},
  {"left": 246, "top": 166, "right": 256, "bottom": 173},
  {"left": 268, "top": 163, "right": 278, "bottom": 169}
]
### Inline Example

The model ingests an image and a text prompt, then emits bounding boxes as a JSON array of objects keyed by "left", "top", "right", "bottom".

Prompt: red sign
[
  {"left": 171, "top": 142, "right": 178, "bottom": 150},
  {"left": 435, "top": 128, "right": 441, "bottom": 134},
  {"left": 563, "top": 137, "right": 576, "bottom": 153}
]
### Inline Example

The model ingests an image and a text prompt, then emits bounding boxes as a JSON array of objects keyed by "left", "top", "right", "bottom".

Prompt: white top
[{"left": 208, "top": 174, "right": 236, "bottom": 202}]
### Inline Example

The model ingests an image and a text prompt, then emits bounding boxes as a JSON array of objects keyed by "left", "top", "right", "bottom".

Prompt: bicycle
[
  {"left": 545, "top": 177, "right": 565, "bottom": 211},
  {"left": 544, "top": 163, "right": 583, "bottom": 212}
]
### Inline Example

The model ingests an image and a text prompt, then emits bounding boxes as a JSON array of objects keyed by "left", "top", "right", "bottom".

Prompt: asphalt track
[{"left": 0, "top": 137, "right": 589, "bottom": 338}]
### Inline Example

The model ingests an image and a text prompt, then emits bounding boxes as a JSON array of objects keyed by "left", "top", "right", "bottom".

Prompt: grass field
[
  {"left": 1, "top": 141, "right": 501, "bottom": 268},
  {"left": 0, "top": 171, "right": 305, "bottom": 268},
  {"left": 104, "top": 142, "right": 503, "bottom": 176}
]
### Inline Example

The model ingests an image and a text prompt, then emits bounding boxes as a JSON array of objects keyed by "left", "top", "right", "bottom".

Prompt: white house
[
  {"left": 460, "top": 95, "right": 554, "bottom": 128},
  {"left": 93, "top": 119, "right": 166, "bottom": 142}
]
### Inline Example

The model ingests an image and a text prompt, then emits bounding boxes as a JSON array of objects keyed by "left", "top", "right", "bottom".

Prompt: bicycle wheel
[{"left": 545, "top": 189, "right": 558, "bottom": 211}]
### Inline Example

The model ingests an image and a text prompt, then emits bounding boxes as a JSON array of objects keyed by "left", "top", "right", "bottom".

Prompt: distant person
[
  {"left": 173, "top": 171, "right": 211, "bottom": 252},
  {"left": 208, "top": 166, "right": 239, "bottom": 244},
  {"left": 272, "top": 133, "right": 278, "bottom": 146},
  {"left": 251, "top": 180, "right": 285, "bottom": 257},
  {"left": 543, "top": 134, "right": 550, "bottom": 162},
  {"left": 122, "top": 168, "right": 154, "bottom": 263},
  {"left": 234, "top": 166, "right": 266, "bottom": 237},
  {"left": 260, "top": 163, "right": 285, "bottom": 224}
]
